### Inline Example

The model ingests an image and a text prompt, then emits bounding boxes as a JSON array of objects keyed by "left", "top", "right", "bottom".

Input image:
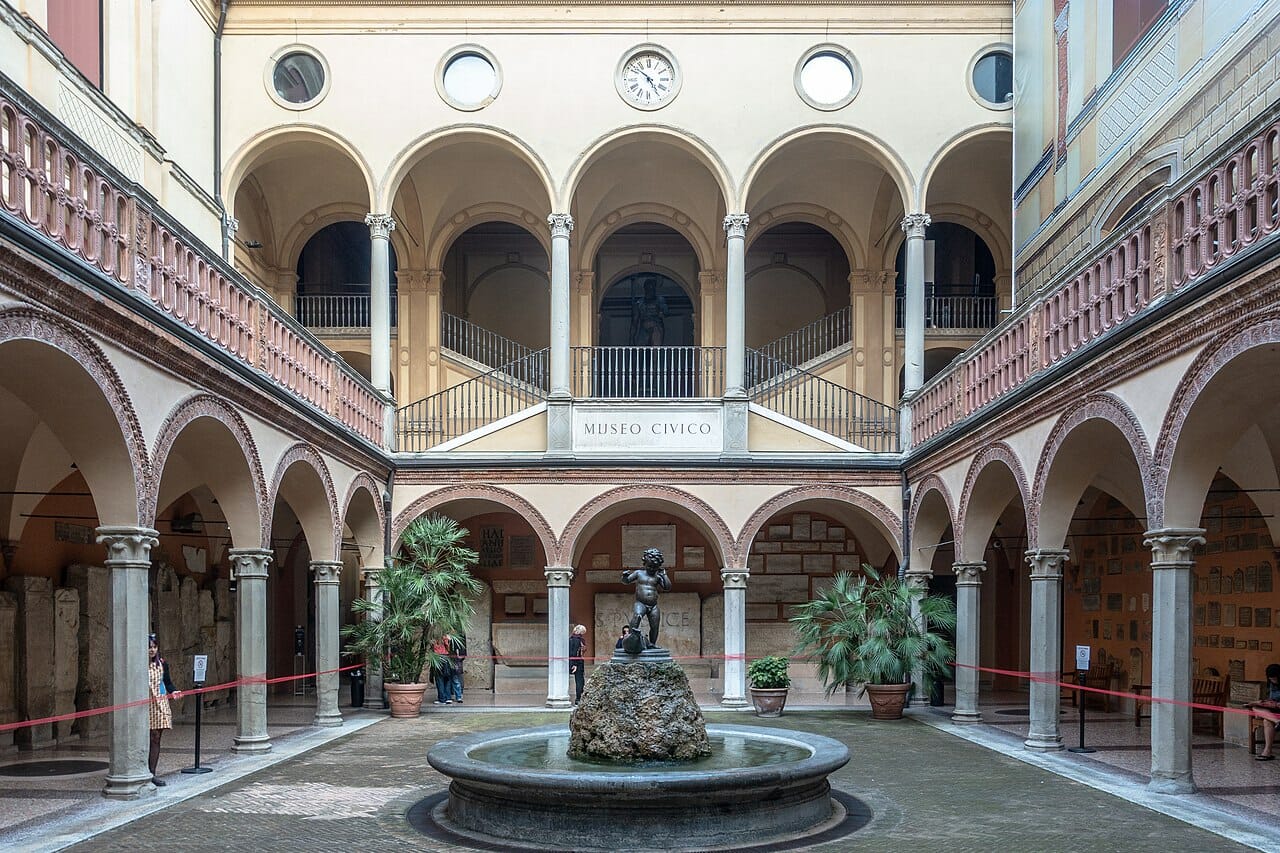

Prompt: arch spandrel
[
  {"left": 735, "top": 486, "right": 902, "bottom": 569},
  {"left": 392, "top": 485, "right": 557, "bottom": 568}
]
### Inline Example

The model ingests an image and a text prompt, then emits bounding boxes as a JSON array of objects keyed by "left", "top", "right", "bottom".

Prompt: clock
[{"left": 616, "top": 46, "right": 681, "bottom": 110}]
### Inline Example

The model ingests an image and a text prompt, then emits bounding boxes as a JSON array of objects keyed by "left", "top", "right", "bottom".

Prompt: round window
[
  {"left": 272, "top": 51, "right": 326, "bottom": 105},
  {"left": 972, "top": 50, "right": 1013, "bottom": 108},
  {"left": 438, "top": 48, "right": 501, "bottom": 111},
  {"left": 794, "top": 47, "right": 859, "bottom": 111}
]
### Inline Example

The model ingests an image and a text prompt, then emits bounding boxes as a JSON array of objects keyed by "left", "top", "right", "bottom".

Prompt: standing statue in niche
[
  {"left": 622, "top": 548, "right": 671, "bottom": 652},
  {"left": 630, "top": 277, "right": 668, "bottom": 347}
]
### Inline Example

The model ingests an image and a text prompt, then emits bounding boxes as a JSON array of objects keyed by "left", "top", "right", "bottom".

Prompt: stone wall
[
  {"left": 0, "top": 591, "right": 16, "bottom": 751},
  {"left": 65, "top": 565, "right": 110, "bottom": 737},
  {"left": 152, "top": 564, "right": 235, "bottom": 710},
  {"left": 3, "top": 576, "right": 60, "bottom": 748}
]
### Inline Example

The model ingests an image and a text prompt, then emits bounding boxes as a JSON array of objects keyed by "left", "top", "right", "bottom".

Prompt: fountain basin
[{"left": 426, "top": 724, "right": 850, "bottom": 851}]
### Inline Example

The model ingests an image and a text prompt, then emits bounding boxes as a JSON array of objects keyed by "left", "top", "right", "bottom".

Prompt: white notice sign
[
  {"left": 572, "top": 403, "right": 722, "bottom": 454},
  {"left": 1075, "top": 645, "right": 1091, "bottom": 671},
  {"left": 193, "top": 654, "right": 208, "bottom": 683}
]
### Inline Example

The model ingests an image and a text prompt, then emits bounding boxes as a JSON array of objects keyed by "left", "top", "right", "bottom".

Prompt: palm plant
[
  {"left": 790, "top": 565, "right": 956, "bottom": 696},
  {"left": 342, "top": 515, "right": 482, "bottom": 685}
]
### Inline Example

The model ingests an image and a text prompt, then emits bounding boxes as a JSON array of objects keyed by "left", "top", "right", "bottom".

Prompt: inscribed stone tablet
[
  {"left": 493, "top": 580, "right": 546, "bottom": 594},
  {"left": 585, "top": 571, "right": 619, "bottom": 584},
  {"left": 677, "top": 571, "right": 714, "bottom": 584},
  {"left": 592, "top": 553, "right": 611, "bottom": 569},
  {"left": 747, "top": 555, "right": 765, "bottom": 572},
  {"left": 492, "top": 623, "right": 547, "bottom": 666},
  {"left": 766, "top": 554, "right": 802, "bottom": 573},
  {"left": 747, "top": 574, "right": 810, "bottom": 603},
  {"left": 683, "top": 546, "right": 705, "bottom": 569},
  {"left": 504, "top": 595, "right": 526, "bottom": 615},
  {"left": 532, "top": 598, "right": 548, "bottom": 615},
  {"left": 510, "top": 535, "right": 535, "bottom": 569},
  {"left": 768, "top": 525, "right": 791, "bottom": 540},
  {"left": 782, "top": 542, "right": 819, "bottom": 553},
  {"left": 479, "top": 526, "right": 505, "bottom": 569},
  {"left": 827, "top": 527, "right": 845, "bottom": 541},
  {"left": 594, "top": 592, "right": 700, "bottom": 660},
  {"left": 802, "top": 554, "right": 834, "bottom": 574},
  {"left": 747, "top": 604, "right": 778, "bottom": 620},
  {"left": 834, "top": 554, "right": 861, "bottom": 572},
  {"left": 622, "top": 525, "right": 676, "bottom": 568},
  {"left": 812, "top": 520, "right": 828, "bottom": 540},
  {"left": 791, "top": 514, "right": 812, "bottom": 540},
  {"left": 753, "top": 542, "right": 781, "bottom": 554}
]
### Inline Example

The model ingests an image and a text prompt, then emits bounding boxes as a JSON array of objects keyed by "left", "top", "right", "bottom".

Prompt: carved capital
[
  {"left": 364, "top": 213, "right": 396, "bottom": 240},
  {"left": 900, "top": 213, "right": 931, "bottom": 239},
  {"left": 698, "top": 270, "right": 724, "bottom": 294},
  {"left": 544, "top": 566, "right": 574, "bottom": 587},
  {"left": 952, "top": 561, "right": 986, "bottom": 586},
  {"left": 573, "top": 270, "right": 595, "bottom": 296},
  {"left": 723, "top": 213, "right": 750, "bottom": 239},
  {"left": 1025, "top": 548, "right": 1069, "bottom": 580},
  {"left": 720, "top": 569, "right": 749, "bottom": 589},
  {"left": 96, "top": 526, "right": 159, "bottom": 565},
  {"left": 904, "top": 567, "right": 932, "bottom": 589},
  {"left": 1143, "top": 528, "right": 1206, "bottom": 567},
  {"left": 229, "top": 548, "right": 273, "bottom": 580},
  {"left": 548, "top": 213, "right": 575, "bottom": 238},
  {"left": 311, "top": 560, "right": 342, "bottom": 585}
]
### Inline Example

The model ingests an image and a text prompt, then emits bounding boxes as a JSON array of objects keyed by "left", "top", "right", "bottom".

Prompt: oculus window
[
  {"left": 795, "top": 47, "right": 859, "bottom": 110},
  {"left": 271, "top": 51, "right": 326, "bottom": 106},
  {"left": 971, "top": 50, "right": 1013, "bottom": 109},
  {"left": 438, "top": 47, "right": 501, "bottom": 111}
]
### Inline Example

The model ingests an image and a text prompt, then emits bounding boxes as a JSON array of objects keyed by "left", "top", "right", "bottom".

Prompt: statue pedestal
[
  {"left": 609, "top": 646, "right": 671, "bottom": 664},
  {"left": 568, "top": 658, "right": 710, "bottom": 761}
]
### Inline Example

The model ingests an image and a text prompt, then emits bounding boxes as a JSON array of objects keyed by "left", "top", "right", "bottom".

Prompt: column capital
[
  {"left": 723, "top": 213, "right": 749, "bottom": 239},
  {"left": 311, "top": 561, "right": 342, "bottom": 584},
  {"left": 229, "top": 548, "right": 273, "bottom": 579},
  {"left": 397, "top": 268, "right": 442, "bottom": 294},
  {"left": 900, "top": 213, "right": 931, "bottom": 238},
  {"left": 1143, "top": 528, "right": 1206, "bottom": 566},
  {"left": 698, "top": 270, "right": 725, "bottom": 293},
  {"left": 720, "top": 568, "right": 749, "bottom": 589},
  {"left": 95, "top": 526, "right": 159, "bottom": 565},
  {"left": 904, "top": 567, "right": 932, "bottom": 589},
  {"left": 573, "top": 269, "right": 595, "bottom": 296},
  {"left": 548, "top": 213, "right": 575, "bottom": 238},
  {"left": 952, "top": 561, "right": 986, "bottom": 585},
  {"left": 544, "top": 566, "right": 574, "bottom": 587},
  {"left": 1025, "top": 548, "right": 1069, "bottom": 579},
  {"left": 365, "top": 212, "right": 396, "bottom": 239}
]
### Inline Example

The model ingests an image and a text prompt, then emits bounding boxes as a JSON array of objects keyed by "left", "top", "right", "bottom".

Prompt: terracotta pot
[
  {"left": 864, "top": 682, "right": 911, "bottom": 720},
  {"left": 749, "top": 687, "right": 789, "bottom": 717},
  {"left": 385, "top": 682, "right": 428, "bottom": 718}
]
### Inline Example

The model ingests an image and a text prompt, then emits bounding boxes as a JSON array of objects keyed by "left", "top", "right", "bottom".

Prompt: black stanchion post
[
  {"left": 1068, "top": 668, "right": 1096, "bottom": 754},
  {"left": 183, "top": 654, "right": 214, "bottom": 775}
]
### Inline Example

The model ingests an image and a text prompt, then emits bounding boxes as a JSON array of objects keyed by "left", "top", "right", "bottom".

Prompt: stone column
[
  {"left": 3, "top": 576, "right": 54, "bottom": 749},
  {"left": 365, "top": 213, "right": 396, "bottom": 397},
  {"left": 230, "top": 548, "right": 273, "bottom": 753},
  {"left": 723, "top": 214, "right": 749, "bottom": 397},
  {"left": 900, "top": 213, "right": 930, "bottom": 395},
  {"left": 1024, "top": 549, "right": 1068, "bottom": 751},
  {"left": 545, "top": 566, "right": 574, "bottom": 708},
  {"left": 547, "top": 215, "right": 574, "bottom": 455},
  {"left": 96, "top": 526, "right": 158, "bottom": 799},
  {"left": 0, "top": 591, "right": 16, "bottom": 751},
  {"left": 951, "top": 562, "right": 986, "bottom": 723},
  {"left": 904, "top": 567, "right": 932, "bottom": 706},
  {"left": 1145, "top": 528, "right": 1205, "bottom": 794},
  {"left": 362, "top": 566, "right": 384, "bottom": 711},
  {"left": 721, "top": 569, "right": 749, "bottom": 707},
  {"left": 311, "top": 561, "right": 343, "bottom": 728}
]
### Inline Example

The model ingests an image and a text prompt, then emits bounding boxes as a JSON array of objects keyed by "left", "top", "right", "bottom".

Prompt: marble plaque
[
  {"left": 594, "top": 592, "right": 700, "bottom": 661},
  {"left": 792, "top": 514, "right": 812, "bottom": 540},
  {"left": 820, "top": 542, "right": 844, "bottom": 553},
  {"left": 803, "top": 554, "right": 834, "bottom": 574},
  {"left": 747, "top": 604, "right": 778, "bottom": 620},
  {"left": 768, "top": 525, "right": 791, "bottom": 540},
  {"left": 812, "top": 520, "right": 828, "bottom": 540},
  {"left": 677, "top": 571, "right": 714, "bottom": 584},
  {"left": 747, "top": 555, "right": 765, "bottom": 572},
  {"left": 747, "top": 574, "right": 810, "bottom": 603},
  {"left": 622, "top": 524, "right": 676, "bottom": 568},
  {"left": 586, "top": 571, "right": 623, "bottom": 584},
  {"left": 479, "top": 526, "right": 505, "bottom": 569},
  {"left": 504, "top": 595, "right": 526, "bottom": 615},
  {"left": 746, "top": 622, "right": 800, "bottom": 658},
  {"left": 782, "top": 542, "right": 819, "bottom": 553},
  {"left": 827, "top": 527, "right": 846, "bottom": 541},
  {"left": 766, "top": 554, "right": 802, "bottom": 573},
  {"left": 53, "top": 588, "right": 78, "bottom": 740},
  {"left": 492, "top": 623, "right": 548, "bottom": 667},
  {"left": 493, "top": 580, "right": 546, "bottom": 594},
  {"left": 573, "top": 403, "right": 722, "bottom": 454},
  {"left": 532, "top": 598, "right": 548, "bottom": 615},
  {"left": 753, "top": 542, "right": 781, "bottom": 553},
  {"left": 683, "top": 546, "right": 705, "bottom": 569},
  {"left": 591, "top": 553, "right": 611, "bottom": 569},
  {"left": 510, "top": 535, "right": 535, "bottom": 569},
  {"left": 834, "top": 554, "right": 861, "bottom": 572}
]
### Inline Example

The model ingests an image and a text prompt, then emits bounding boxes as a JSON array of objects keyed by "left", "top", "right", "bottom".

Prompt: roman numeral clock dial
[{"left": 616, "top": 46, "right": 681, "bottom": 110}]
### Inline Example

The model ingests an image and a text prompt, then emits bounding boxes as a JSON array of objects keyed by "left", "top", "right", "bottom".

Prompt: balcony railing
[
  {"left": 0, "top": 82, "right": 386, "bottom": 446},
  {"left": 911, "top": 113, "right": 1280, "bottom": 447},
  {"left": 894, "top": 294, "right": 1000, "bottom": 329},
  {"left": 754, "top": 306, "right": 851, "bottom": 373},
  {"left": 571, "top": 346, "right": 725, "bottom": 398},
  {"left": 295, "top": 291, "right": 397, "bottom": 330},
  {"left": 443, "top": 312, "right": 540, "bottom": 372}
]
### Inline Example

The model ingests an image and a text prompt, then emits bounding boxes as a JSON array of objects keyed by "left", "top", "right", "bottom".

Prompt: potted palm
[
  {"left": 342, "top": 515, "right": 482, "bottom": 717},
  {"left": 747, "top": 655, "right": 791, "bottom": 717},
  {"left": 791, "top": 565, "right": 955, "bottom": 720}
]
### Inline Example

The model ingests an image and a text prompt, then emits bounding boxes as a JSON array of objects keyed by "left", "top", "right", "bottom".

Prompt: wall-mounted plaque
[
  {"left": 1194, "top": 605, "right": 1206, "bottom": 626},
  {"left": 1082, "top": 595, "right": 1101, "bottom": 612},
  {"left": 1256, "top": 607, "right": 1272, "bottom": 628},
  {"left": 480, "top": 526, "right": 505, "bottom": 569},
  {"left": 1208, "top": 602, "right": 1221, "bottom": 626},
  {"left": 504, "top": 595, "right": 526, "bottom": 615},
  {"left": 1239, "top": 606, "right": 1253, "bottom": 628},
  {"left": 592, "top": 553, "right": 611, "bottom": 569},
  {"left": 1224, "top": 604, "right": 1237, "bottom": 627},
  {"left": 1261, "top": 562, "right": 1274, "bottom": 592},
  {"left": 532, "top": 598, "right": 548, "bottom": 615},
  {"left": 622, "top": 524, "right": 676, "bottom": 569},
  {"left": 509, "top": 535, "right": 535, "bottom": 569},
  {"left": 683, "top": 546, "right": 705, "bottom": 569},
  {"left": 1106, "top": 593, "right": 1123, "bottom": 611},
  {"left": 1234, "top": 568, "right": 1245, "bottom": 593}
]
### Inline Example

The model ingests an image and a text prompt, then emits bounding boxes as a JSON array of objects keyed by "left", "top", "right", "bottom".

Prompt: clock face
[{"left": 618, "top": 49, "right": 680, "bottom": 109}]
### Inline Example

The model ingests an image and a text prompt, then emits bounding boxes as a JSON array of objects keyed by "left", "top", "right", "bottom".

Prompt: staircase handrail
[
  {"left": 754, "top": 306, "right": 851, "bottom": 372},
  {"left": 442, "top": 312, "right": 539, "bottom": 372}
]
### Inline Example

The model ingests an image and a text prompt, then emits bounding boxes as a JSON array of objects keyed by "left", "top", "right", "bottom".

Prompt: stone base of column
[
  {"left": 1148, "top": 774, "right": 1196, "bottom": 795},
  {"left": 951, "top": 710, "right": 983, "bottom": 724},
  {"left": 545, "top": 697, "right": 572, "bottom": 709},
  {"left": 1023, "top": 733, "right": 1064, "bottom": 751},
  {"left": 232, "top": 735, "right": 273, "bottom": 754},
  {"left": 102, "top": 773, "right": 155, "bottom": 800},
  {"left": 546, "top": 397, "right": 573, "bottom": 457},
  {"left": 313, "top": 711, "right": 343, "bottom": 728},
  {"left": 720, "top": 696, "right": 749, "bottom": 709}
]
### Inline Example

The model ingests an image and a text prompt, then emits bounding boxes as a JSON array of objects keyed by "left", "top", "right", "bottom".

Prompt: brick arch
[
  {"left": 1155, "top": 313, "right": 1280, "bottom": 528},
  {"left": 147, "top": 393, "right": 267, "bottom": 544},
  {"left": 956, "top": 442, "right": 1030, "bottom": 563},
  {"left": 735, "top": 485, "right": 902, "bottom": 568},
  {"left": 559, "top": 485, "right": 735, "bottom": 570},
  {"left": 1029, "top": 392, "right": 1155, "bottom": 550},
  {"left": 909, "top": 474, "right": 956, "bottom": 538},
  {"left": 392, "top": 484, "right": 557, "bottom": 568},
  {"left": 0, "top": 307, "right": 149, "bottom": 524},
  {"left": 267, "top": 443, "right": 339, "bottom": 556}
]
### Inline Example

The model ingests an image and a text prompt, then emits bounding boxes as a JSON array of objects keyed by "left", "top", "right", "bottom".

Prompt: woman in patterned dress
[{"left": 148, "top": 634, "right": 178, "bottom": 786}]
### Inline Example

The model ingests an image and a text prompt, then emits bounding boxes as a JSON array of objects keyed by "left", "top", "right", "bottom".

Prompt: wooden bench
[
  {"left": 1070, "top": 663, "right": 1116, "bottom": 713},
  {"left": 1191, "top": 677, "right": 1227, "bottom": 737}
]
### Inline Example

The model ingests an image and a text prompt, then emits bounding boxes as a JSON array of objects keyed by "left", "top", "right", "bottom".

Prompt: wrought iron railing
[
  {"left": 295, "top": 292, "right": 397, "bottom": 329},
  {"left": 748, "top": 349, "right": 899, "bottom": 452},
  {"left": 443, "top": 312, "right": 539, "bottom": 372},
  {"left": 894, "top": 294, "right": 1000, "bottom": 329},
  {"left": 396, "top": 349, "right": 549, "bottom": 451},
  {"left": 754, "top": 306, "right": 851, "bottom": 374},
  {"left": 570, "top": 346, "right": 725, "bottom": 398}
]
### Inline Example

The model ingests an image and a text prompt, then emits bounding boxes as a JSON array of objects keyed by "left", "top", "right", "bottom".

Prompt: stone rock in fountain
[{"left": 569, "top": 657, "right": 710, "bottom": 762}]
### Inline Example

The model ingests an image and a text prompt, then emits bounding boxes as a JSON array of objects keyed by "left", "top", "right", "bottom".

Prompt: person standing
[
  {"left": 431, "top": 636, "right": 453, "bottom": 705},
  {"left": 147, "top": 634, "right": 178, "bottom": 786},
  {"left": 615, "top": 625, "right": 631, "bottom": 650},
  {"left": 1247, "top": 663, "right": 1280, "bottom": 759},
  {"left": 569, "top": 625, "right": 588, "bottom": 705},
  {"left": 447, "top": 634, "right": 466, "bottom": 704}
]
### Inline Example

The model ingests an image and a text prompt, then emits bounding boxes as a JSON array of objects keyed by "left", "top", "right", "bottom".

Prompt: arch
[
  {"left": 148, "top": 393, "right": 267, "bottom": 547},
  {"left": 578, "top": 203, "right": 717, "bottom": 274},
  {"left": 279, "top": 201, "right": 414, "bottom": 276},
  {"left": 921, "top": 202, "right": 1012, "bottom": 275},
  {"left": 381, "top": 125, "right": 556, "bottom": 213},
  {"left": 427, "top": 201, "right": 554, "bottom": 271},
  {"left": 909, "top": 474, "right": 956, "bottom": 541},
  {"left": 340, "top": 471, "right": 386, "bottom": 570},
  {"left": 957, "top": 442, "right": 1030, "bottom": 563},
  {"left": 1090, "top": 144, "right": 1182, "bottom": 242},
  {"left": 741, "top": 125, "right": 914, "bottom": 215},
  {"left": 0, "top": 308, "right": 148, "bottom": 525},
  {"left": 562, "top": 125, "right": 735, "bottom": 213},
  {"left": 598, "top": 264, "right": 696, "bottom": 311},
  {"left": 735, "top": 485, "right": 902, "bottom": 569},
  {"left": 560, "top": 485, "right": 735, "bottom": 570},
  {"left": 908, "top": 474, "right": 956, "bottom": 573},
  {"left": 747, "top": 203, "right": 865, "bottom": 271},
  {"left": 467, "top": 262, "right": 551, "bottom": 304},
  {"left": 918, "top": 123, "right": 1013, "bottom": 208},
  {"left": 1030, "top": 393, "right": 1156, "bottom": 550},
  {"left": 392, "top": 485, "right": 557, "bottom": 567},
  {"left": 267, "top": 443, "right": 339, "bottom": 558},
  {"left": 224, "top": 125, "right": 376, "bottom": 214}
]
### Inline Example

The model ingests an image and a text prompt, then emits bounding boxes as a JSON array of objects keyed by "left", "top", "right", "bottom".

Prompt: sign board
[
  {"left": 572, "top": 403, "right": 722, "bottom": 454},
  {"left": 193, "top": 654, "right": 208, "bottom": 683},
  {"left": 1075, "top": 645, "right": 1091, "bottom": 671}
]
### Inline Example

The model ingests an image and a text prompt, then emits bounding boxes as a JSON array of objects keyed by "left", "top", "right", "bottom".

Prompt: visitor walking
[
  {"left": 447, "top": 634, "right": 466, "bottom": 703},
  {"left": 432, "top": 637, "right": 453, "bottom": 705},
  {"left": 147, "top": 634, "right": 178, "bottom": 786},
  {"left": 1247, "top": 663, "right": 1280, "bottom": 759},
  {"left": 569, "top": 624, "right": 587, "bottom": 705}
]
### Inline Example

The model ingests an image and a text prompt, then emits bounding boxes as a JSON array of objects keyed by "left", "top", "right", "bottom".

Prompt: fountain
[{"left": 422, "top": 549, "right": 853, "bottom": 851}]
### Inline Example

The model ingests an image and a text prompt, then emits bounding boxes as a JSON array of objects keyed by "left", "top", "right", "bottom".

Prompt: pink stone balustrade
[
  {"left": 0, "top": 92, "right": 385, "bottom": 446},
  {"left": 912, "top": 115, "right": 1280, "bottom": 447}
]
